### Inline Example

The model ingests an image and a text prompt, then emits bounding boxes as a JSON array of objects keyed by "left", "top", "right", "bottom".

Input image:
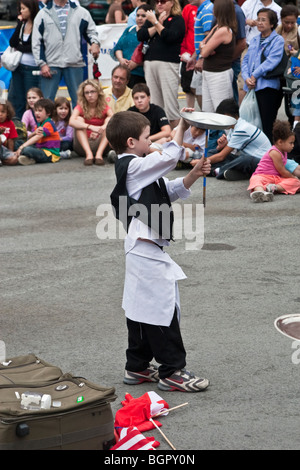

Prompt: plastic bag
[{"left": 239, "top": 89, "right": 262, "bottom": 129}]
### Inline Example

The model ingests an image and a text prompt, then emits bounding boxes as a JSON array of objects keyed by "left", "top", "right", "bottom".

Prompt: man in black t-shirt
[{"left": 128, "top": 83, "right": 172, "bottom": 145}]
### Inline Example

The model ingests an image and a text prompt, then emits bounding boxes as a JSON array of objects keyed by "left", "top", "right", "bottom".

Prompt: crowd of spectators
[{"left": 1, "top": 0, "right": 300, "bottom": 202}]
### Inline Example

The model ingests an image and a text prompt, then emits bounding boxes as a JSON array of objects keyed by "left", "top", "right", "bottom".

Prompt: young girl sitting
[
  {"left": 53, "top": 97, "right": 73, "bottom": 159},
  {"left": 0, "top": 101, "right": 19, "bottom": 165},
  {"left": 69, "top": 79, "right": 113, "bottom": 166},
  {"left": 248, "top": 120, "right": 300, "bottom": 202},
  {"left": 22, "top": 87, "right": 44, "bottom": 137}
]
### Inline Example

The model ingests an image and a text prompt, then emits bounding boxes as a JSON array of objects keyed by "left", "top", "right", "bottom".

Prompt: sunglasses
[{"left": 155, "top": 0, "right": 170, "bottom": 4}]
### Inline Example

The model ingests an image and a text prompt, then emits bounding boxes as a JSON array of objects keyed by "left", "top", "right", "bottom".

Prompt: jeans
[
  {"left": 8, "top": 64, "right": 40, "bottom": 119},
  {"left": 22, "top": 145, "right": 52, "bottom": 163},
  {"left": 40, "top": 67, "right": 84, "bottom": 109}
]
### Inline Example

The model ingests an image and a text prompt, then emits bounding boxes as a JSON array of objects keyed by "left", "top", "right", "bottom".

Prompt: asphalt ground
[{"left": 1, "top": 113, "right": 300, "bottom": 452}]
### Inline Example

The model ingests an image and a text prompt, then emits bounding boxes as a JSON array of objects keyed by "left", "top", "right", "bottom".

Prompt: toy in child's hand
[{"left": 93, "top": 59, "right": 102, "bottom": 79}]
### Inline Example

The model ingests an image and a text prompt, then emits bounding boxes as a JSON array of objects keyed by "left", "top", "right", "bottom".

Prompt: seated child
[
  {"left": 0, "top": 100, "right": 19, "bottom": 166},
  {"left": 107, "top": 109, "right": 211, "bottom": 393},
  {"left": 128, "top": 83, "right": 172, "bottom": 146},
  {"left": 209, "top": 98, "right": 300, "bottom": 180},
  {"left": 53, "top": 97, "right": 73, "bottom": 159},
  {"left": 15, "top": 99, "right": 60, "bottom": 165},
  {"left": 248, "top": 120, "right": 300, "bottom": 202},
  {"left": 22, "top": 87, "right": 44, "bottom": 137}
]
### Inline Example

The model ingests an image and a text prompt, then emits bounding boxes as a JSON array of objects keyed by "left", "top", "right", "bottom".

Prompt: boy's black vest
[{"left": 110, "top": 155, "right": 174, "bottom": 241}]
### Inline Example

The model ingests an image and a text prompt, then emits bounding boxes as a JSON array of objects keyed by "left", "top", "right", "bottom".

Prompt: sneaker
[
  {"left": 123, "top": 364, "right": 159, "bottom": 385},
  {"left": 158, "top": 369, "right": 209, "bottom": 392},
  {"left": 250, "top": 190, "right": 273, "bottom": 203},
  {"left": 224, "top": 169, "right": 249, "bottom": 181},
  {"left": 18, "top": 155, "right": 36, "bottom": 165},
  {"left": 266, "top": 183, "right": 276, "bottom": 194},
  {"left": 107, "top": 150, "right": 117, "bottom": 163},
  {"left": 60, "top": 149, "right": 71, "bottom": 159},
  {"left": 0, "top": 159, "right": 2, "bottom": 166}
]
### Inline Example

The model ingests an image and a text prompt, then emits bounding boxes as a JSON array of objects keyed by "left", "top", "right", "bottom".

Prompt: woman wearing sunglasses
[{"left": 137, "top": 0, "right": 185, "bottom": 129}]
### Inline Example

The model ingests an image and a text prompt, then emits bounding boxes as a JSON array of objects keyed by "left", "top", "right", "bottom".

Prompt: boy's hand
[
  {"left": 192, "top": 155, "right": 211, "bottom": 176},
  {"left": 183, "top": 156, "right": 211, "bottom": 189},
  {"left": 179, "top": 107, "right": 195, "bottom": 131},
  {"left": 217, "top": 133, "right": 227, "bottom": 149}
]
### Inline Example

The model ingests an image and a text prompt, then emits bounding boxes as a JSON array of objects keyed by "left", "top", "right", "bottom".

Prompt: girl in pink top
[
  {"left": 21, "top": 88, "right": 43, "bottom": 137},
  {"left": 248, "top": 120, "right": 300, "bottom": 202}
]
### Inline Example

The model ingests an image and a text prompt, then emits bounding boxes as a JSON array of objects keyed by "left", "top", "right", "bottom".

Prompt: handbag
[
  {"left": 260, "top": 37, "right": 288, "bottom": 79},
  {"left": 131, "top": 42, "right": 144, "bottom": 65},
  {"left": 1, "top": 46, "right": 22, "bottom": 72}
]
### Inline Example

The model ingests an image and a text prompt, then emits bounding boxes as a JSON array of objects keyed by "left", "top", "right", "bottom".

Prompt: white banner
[{"left": 89, "top": 23, "right": 127, "bottom": 87}]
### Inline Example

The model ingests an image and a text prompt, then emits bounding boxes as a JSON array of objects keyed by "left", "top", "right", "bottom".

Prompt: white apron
[{"left": 122, "top": 239, "right": 186, "bottom": 327}]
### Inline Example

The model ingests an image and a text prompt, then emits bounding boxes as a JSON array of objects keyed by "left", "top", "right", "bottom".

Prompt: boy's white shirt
[
  {"left": 118, "top": 141, "right": 191, "bottom": 249},
  {"left": 120, "top": 141, "right": 190, "bottom": 326}
]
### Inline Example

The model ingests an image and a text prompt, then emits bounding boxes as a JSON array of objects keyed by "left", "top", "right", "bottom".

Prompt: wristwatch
[{"left": 154, "top": 20, "right": 158, "bottom": 25}]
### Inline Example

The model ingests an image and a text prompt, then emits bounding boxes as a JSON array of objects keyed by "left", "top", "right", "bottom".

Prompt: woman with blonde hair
[
  {"left": 199, "top": 0, "right": 237, "bottom": 113},
  {"left": 137, "top": 0, "right": 185, "bottom": 128},
  {"left": 69, "top": 79, "right": 113, "bottom": 165}
]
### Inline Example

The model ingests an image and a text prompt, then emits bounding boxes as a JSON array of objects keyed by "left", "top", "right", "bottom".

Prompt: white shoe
[
  {"left": 250, "top": 190, "right": 273, "bottom": 203},
  {"left": 18, "top": 155, "right": 36, "bottom": 165},
  {"left": 60, "top": 149, "right": 71, "bottom": 159}
]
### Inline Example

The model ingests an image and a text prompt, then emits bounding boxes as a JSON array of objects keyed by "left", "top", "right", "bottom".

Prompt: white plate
[
  {"left": 274, "top": 314, "right": 300, "bottom": 340},
  {"left": 180, "top": 111, "right": 236, "bottom": 130}
]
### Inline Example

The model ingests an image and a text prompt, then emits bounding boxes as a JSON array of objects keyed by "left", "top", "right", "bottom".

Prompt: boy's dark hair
[
  {"left": 132, "top": 83, "right": 150, "bottom": 97},
  {"left": 216, "top": 98, "right": 239, "bottom": 118},
  {"left": 272, "top": 120, "right": 294, "bottom": 142},
  {"left": 257, "top": 8, "right": 278, "bottom": 30},
  {"left": 106, "top": 111, "right": 150, "bottom": 154},
  {"left": 34, "top": 98, "right": 55, "bottom": 117}
]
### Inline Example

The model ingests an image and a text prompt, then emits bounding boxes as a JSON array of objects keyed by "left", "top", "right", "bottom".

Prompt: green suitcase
[{"left": 0, "top": 355, "right": 116, "bottom": 450}]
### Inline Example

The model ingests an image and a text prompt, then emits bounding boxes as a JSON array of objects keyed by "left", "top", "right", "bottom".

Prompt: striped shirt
[
  {"left": 194, "top": 0, "right": 214, "bottom": 59},
  {"left": 54, "top": 0, "right": 70, "bottom": 38},
  {"left": 35, "top": 118, "right": 61, "bottom": 162},
  {"left": 227, "top": 117, "right": 270, "bottom": 158}
]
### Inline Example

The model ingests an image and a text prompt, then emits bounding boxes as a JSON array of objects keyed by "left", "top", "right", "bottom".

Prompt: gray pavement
[{"left": 1, "top": 140, "right": 300, "bottom": 451}]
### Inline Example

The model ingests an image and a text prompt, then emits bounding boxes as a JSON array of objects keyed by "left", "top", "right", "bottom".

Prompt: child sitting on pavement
[
  {"left": 108, "top": 109, "right": 211, "bottom": 392},
  {"left": 128, "top": 83, "right": 172, "bottom": 148},
  {"left": 207, "top": 98, "right": 300, "bottom": 181},
  {"left": 15, "top": 99, "right": 60, "bottom": 165},
  {"left": 248, "top": 120, "right": 300, "bottom": 202}
]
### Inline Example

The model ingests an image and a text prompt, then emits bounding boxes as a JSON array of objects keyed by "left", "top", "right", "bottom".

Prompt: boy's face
[
  {"left": 34, "top": 106, "right": 49, "bottom": 123},
  {"left": 190, "top": 126, "right": 205, "bottom": 139},
  {"left": 133, "top": 92, "right": 150, "bottom": 113},
  {"left": 130, "top": 125, "right": 151, "bottom": 157}
]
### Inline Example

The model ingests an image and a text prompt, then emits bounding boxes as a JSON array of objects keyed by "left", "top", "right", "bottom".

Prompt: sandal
[{"left": 94, "top": 158, "right": 105, "bottom": 166}]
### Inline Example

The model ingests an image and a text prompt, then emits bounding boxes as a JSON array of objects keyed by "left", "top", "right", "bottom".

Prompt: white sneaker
[
  {"left": 250, "top": 190, "right": 273, "bottom": 203},
  {"left": 18, "top": 155, "right": 36, "bottom": 165},
  {"left": 60, "top": 149, "right": 71, "bottom": 159}
]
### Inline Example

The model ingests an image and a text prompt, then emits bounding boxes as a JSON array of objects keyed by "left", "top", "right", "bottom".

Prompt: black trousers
[
  {"left": 255, "top": 87, "right": 280, "bottom": 144},
  {"left": 125, "top": 310, "right": 186, "bottom": 379}
]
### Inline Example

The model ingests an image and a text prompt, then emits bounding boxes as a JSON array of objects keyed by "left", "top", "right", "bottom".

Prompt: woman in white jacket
[{"left": 32, "top": 0, "right": 100, "bottom": 108}]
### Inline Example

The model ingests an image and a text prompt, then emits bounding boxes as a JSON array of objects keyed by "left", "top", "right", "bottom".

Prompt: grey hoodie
[{"left": 32, "top": 0, "right": 100, "bottom": 69}]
